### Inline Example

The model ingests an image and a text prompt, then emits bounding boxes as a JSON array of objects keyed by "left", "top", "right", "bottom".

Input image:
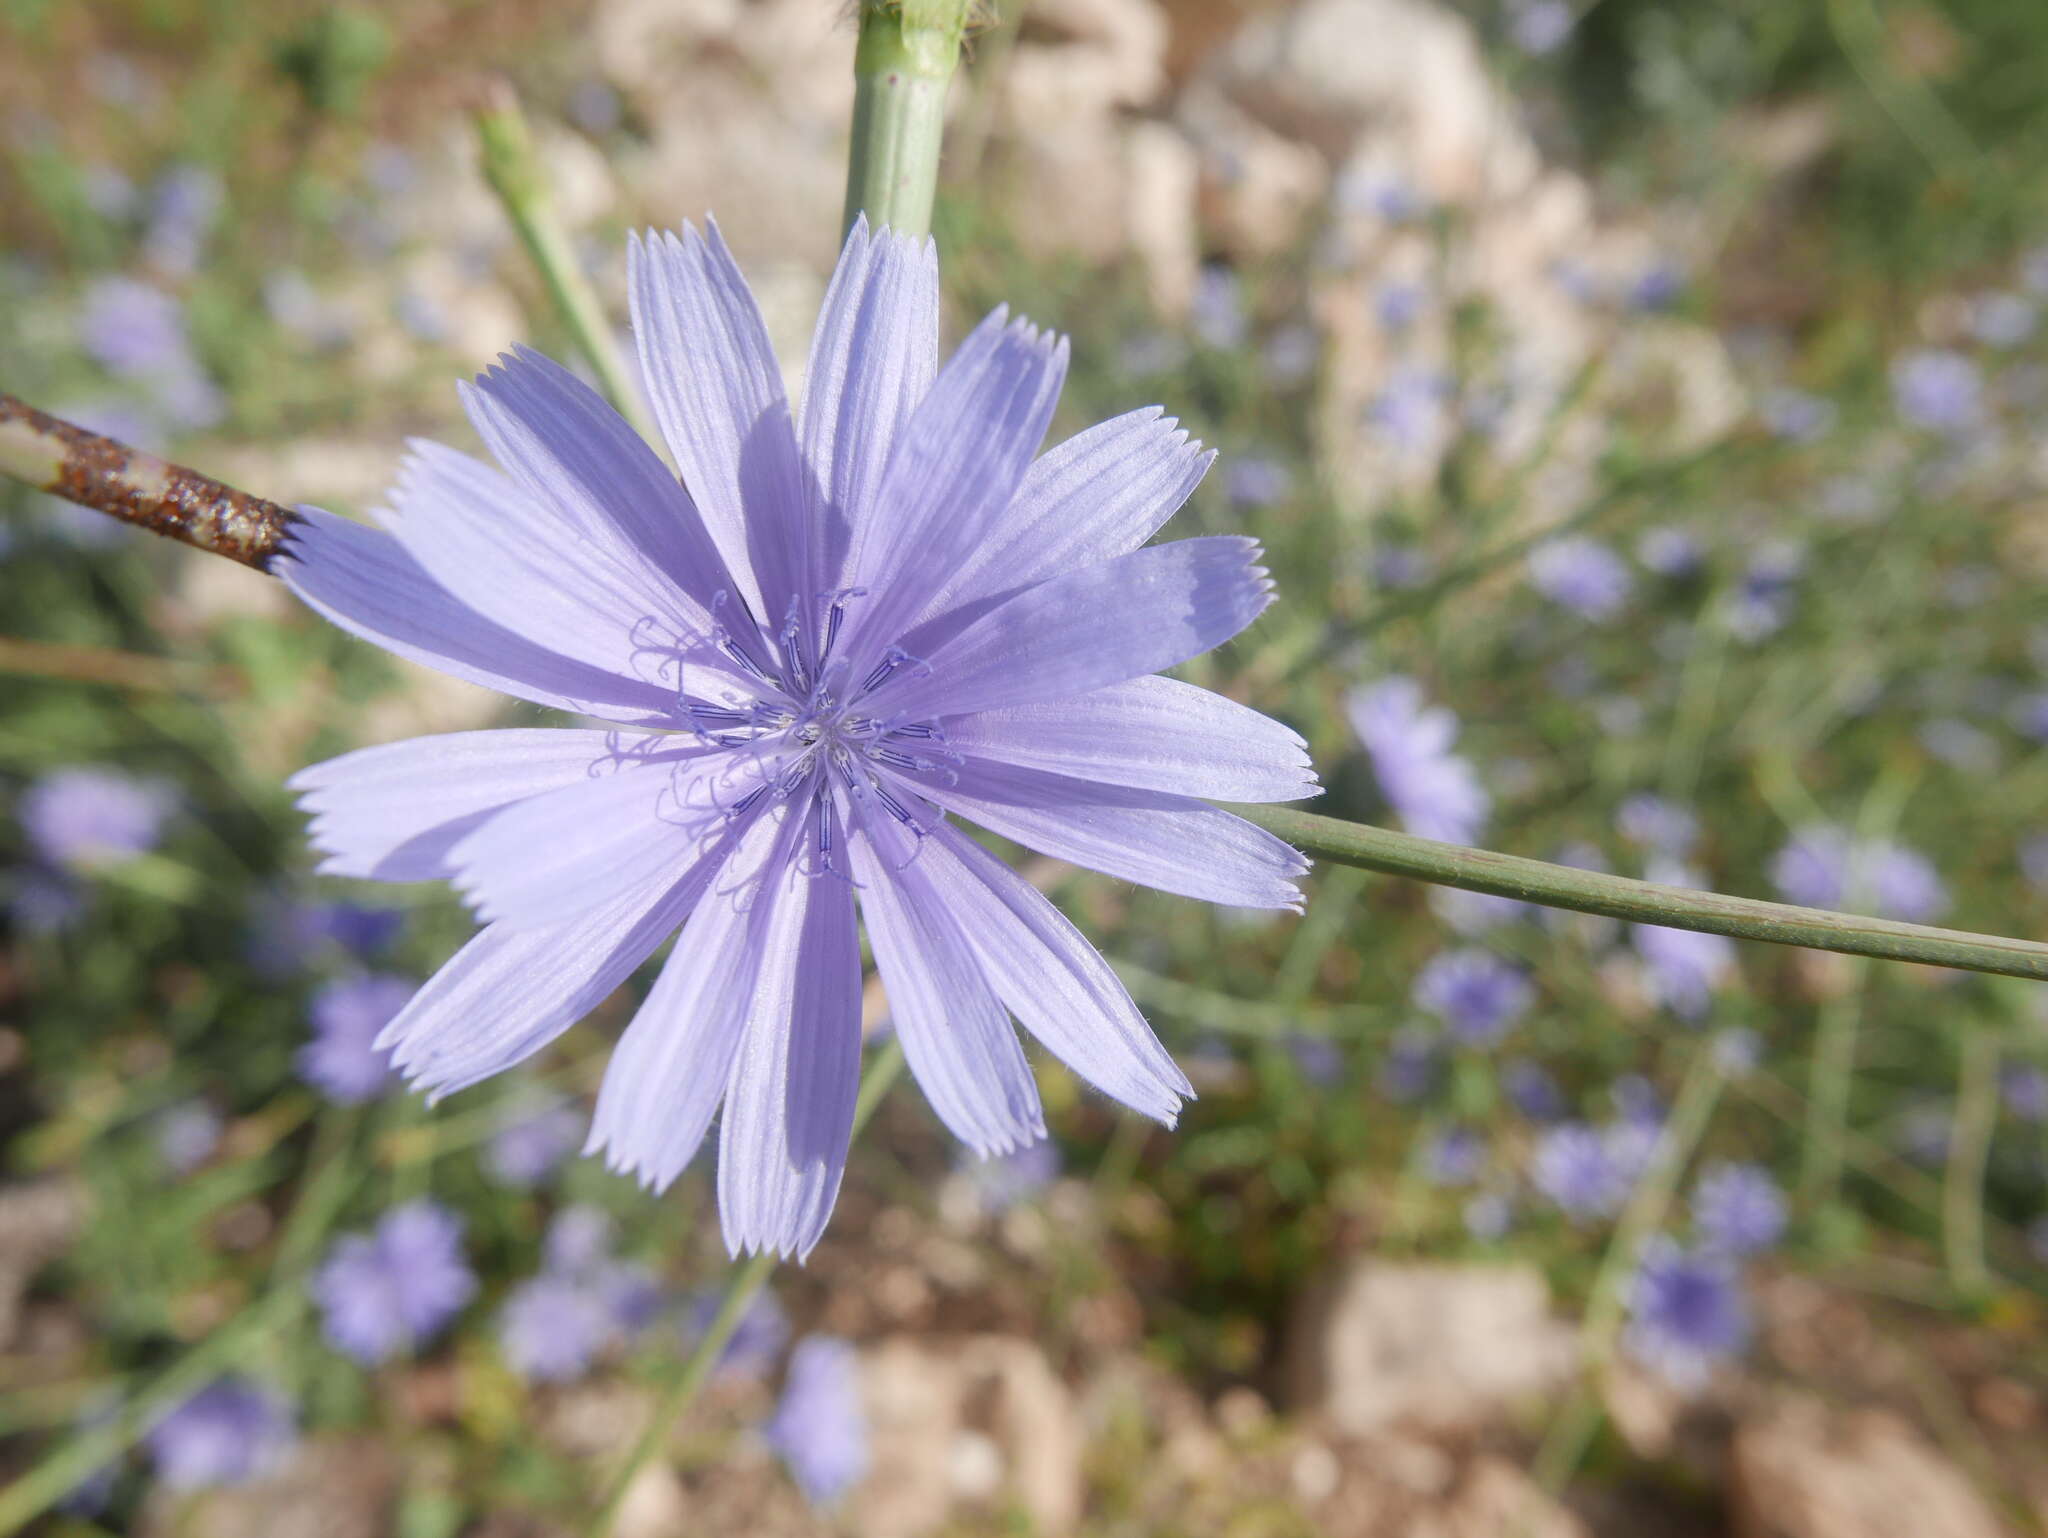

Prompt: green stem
[
  {"left": 1800, "top": 964, "right": 1870, "bottom": 1208},
  {"left": 0, "top": 1288, "right": 301, "bottom": 1535},
  {"left": 1232, "top": 805, "right": 2048, "bottom": 983},
  {"left": 1944, "top": 1024, "right": 1998, "bottom": 1298},
  {"left": 473, "top": 81, "right": 653, "bottom": 438},
  {"left": 586, "top": 1039, "right": 906, "bottom": 1537},
  {"left": 1532, "top": 1043, "right": 1728, "bottom": 1493},
  {"left": 842, "top": 2, "right": 972, "bottom": 238}
]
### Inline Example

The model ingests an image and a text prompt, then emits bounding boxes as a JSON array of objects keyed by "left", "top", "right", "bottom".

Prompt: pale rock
[
  {"left": 1414, "top": 1457, "right": 1591, "bottom": 1538},
  {"left": 1285, "top": 1262, "right": 1579, "bottom": 1435},
  {"left": 1179, "top": 80, "right": 1329, "bottom": 259},
  {"left": 139, "top": 1435, "right": 398, "bottom": 1538},
  {"left": 613, "top": 1463, "right": 690, "bottom": 1538},
  {"left": 1124, "top": 120, "right": 1204, "bottom": 318},
  {"left": 1730, "top": 1396, "right": 2006, "bottom": 1538},
  {"left": 856, "top": 1335, "right": 1083, "bottom": 1537},
  {"left": 0, "top": 1179, "right": 82, "bottom": 1348}
]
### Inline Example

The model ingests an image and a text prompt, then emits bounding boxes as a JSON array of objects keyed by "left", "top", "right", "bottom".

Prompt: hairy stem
[
  {"left": 1233, "top": 804, "right": 2048, "bottom": 982},
  {"left": 843, "top": 2, "right": 973, "bottom": 238},
  {"left": 473, "top": 80, "right": 654, "bottom": 437},
  {"left": 0, "top": 390, "right": 294, "bottom": 567}
]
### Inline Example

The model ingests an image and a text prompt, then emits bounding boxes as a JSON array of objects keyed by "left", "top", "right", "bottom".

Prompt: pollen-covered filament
[{"left": 669, "top": 595, "right": 954, "bottom": 875}]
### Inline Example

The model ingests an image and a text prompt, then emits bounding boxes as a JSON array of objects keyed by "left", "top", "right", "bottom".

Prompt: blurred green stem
[
  {"left": 843, "top": 2, "right": 972, "bottom": 239},
  {"left": 1532, "top": 1042, "right": 1728, "bottom": 1493},
  {"left": 473, "top": 81, "right": 652, "bottom": 439},
  {"left": 1944, "top": 1025, "right": 1998, "bottom": 1298},
  {"left": 1233, "top": 805, "right": 2048, "bottom": 983},
  {"left": 1799, "top": 963, "right": 1870, "bottom": 1208},
  {"left": 588, "top": 1039, "right": 905, "bottom": 1536}
]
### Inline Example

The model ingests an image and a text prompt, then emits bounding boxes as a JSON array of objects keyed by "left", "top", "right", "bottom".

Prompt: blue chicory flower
[
  {"left": 282, "top": 217, "right": 1315, "bottom": 1260},
  {"left": 145, "top": 1379, "right": 295, "bottom": 1490},
  {"left": 311, "top": 1200, "right": 477, "bottom": 1365},
  {"left": 298, "top": 973, "right": 412, "bottom": 1105},
  {"left": 766, "top": 1336, "right": 869, "bottom": 1506},
  {"left": 500, "top": 1275, "right": 616, "bottom": 1383},
  {"left": 1503, "top": 1059, "right": 1565, "bottom": 1122},
  {"left": 1623, "top": 1237, "right": 1751, "bottom": 1391},
  {"left": 153, "top": 1101, "right": 223, "bottom": 1176},
  {"left": 1420, "top": 1125, "right": 1484, "bottom": 1186},
  {"left": 1376, "top": 1026, "right": 1442, "bottom": 1104},
  {"left": 483, "top": 1092, "right": 586, "bottom": 1187},
  {"left": 1531, "top": 1122, "right": 1633, "bottom": 1222},
  {"left": 1412, "top": 948, "right": 1532, "bottom": 1047},
  {"left": 1690, "top": 1162, "right": 1787, "bottom": 1256},
  {"left": 684, "top": 1285, "right": 792, "bottom": 1381},
  {"left": 1770, "top": 825, "right": 1948, "bottom": 923},
  {"left": 1891, "top": 348, "right": 1983, "bottom": 434},
  {"left": 1616, "top": 795, "right": 1699, "bottom": 858},
  {"left": 1347, "top": 676, "right": 1488, "bottom": 845},
  {"left": 959, "top": 1138, "right": 1063, "bottom": 1215},
  {"left": 18, "top": 768, "right": 170, "bottom": 872},
  {"left": 1529, "top": 536, "right": 1633, "bottom": 622},
  {"left": 1757, "top": 387, "right": 1836, "bottom": 443}
]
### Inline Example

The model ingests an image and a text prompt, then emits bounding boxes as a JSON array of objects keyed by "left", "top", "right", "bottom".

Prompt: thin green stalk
[
  {"left": 1800, "top": 963, "right": 1870, "bottom": 1207},
  {"left": 473, "top": 81, "right": 652, "bottom": 438},
  {"left": 1945, "top": 1024, "right": 1998, "bottom": 1298},
  {"left": 1532, "top": 1043, "right": 1728, "bottom": 1493},
  {"left": 587, "top": 1040, "right": 906, "bottom": 1536},
  {"left": 1232, "top": 805, "right": 2048, "bottom": 983},
  {"left": 0, "top": 1288, "right": 300, "bottom": 1535},
  {"left": 843, "top": 3, "right": 973, "bottom": 239}
]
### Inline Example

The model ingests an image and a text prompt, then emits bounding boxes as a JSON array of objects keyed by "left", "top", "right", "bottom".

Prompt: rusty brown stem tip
[{"left": 0, "top": 390, "right": 296, "bottom": 569}]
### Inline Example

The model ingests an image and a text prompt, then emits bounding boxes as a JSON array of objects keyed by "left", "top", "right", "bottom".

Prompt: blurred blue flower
[
  {"left": 1636, "top": 526, "right": 1704, "bottom": 578},
  {"left": 1610, "top": 1074, "right": 1665, "bottom": 1128},
  {"left": 144, "top": 163, "right": 223, "bottom": 277},
  {"left": 2002, "top": 1065, "right": 2048, "bottom": 1123},
  {"left": 1918, "top": 717, "right": 1998, "bottom": 775},
  {"left": 1368, "top": 368, "right": 1449, "bottom": 453},
  {"left": 959, "top": 1139, "right": 1062, "bottom": 1215},
  {"left": 1758, "top": 387, "right": 1836, "bottom": 443},
  {"left": 298, "top": 974, "right": 411, "bottom": 1104},
  {"left": 1347, "top": 676, "right": 1489, "bottom": 845},
  {"left": 1262, "top": 323, "right": 1319, "bottom": 384},
  {"left": 1377, "top": 1026, "right": 1441, "bottom": 1103},
  {"left": 767, "top": 1336, "right": 869, "bottom": 1506},
  {"left": 153, "top": 1100, "right": 223, "bottom": 1176},
  {"left": 568, "top": 78, "right": 624, "bottom": 136},
  {"left": 1376, "top": 281, "right": 1426, "bottom": 330},
  {"left": 1285, "top": 1034, "right": 1345, "bottom": 1087},
  {"left": 1617, "top": 795, "right": 1699, "bottom": 858},
  {"left": 501, "top": 1206, "right": 664, "bottom": 1382},
  {"left": 1532, "top": 1122, "right": 1631, "bottom": 1222},
  {"left": 1463, "top": 1190, "right": 1514, "bottom": 1240},
  {"left": 1891, "top": 348, "right": 1983, "bottom": 434},
  {"left": 18, "top": 767, "right": 170, "bottom": 872},
  {"left": 1623, "top": 1238, "right": 1750, "bottom": 1390},
  {"left": 1412, "top": 948, "right": 1532, "bottom": 1047},
  {"left": 1420, "top": 1125, "right": 1484, "bottom": 1186},
  {"left": 1508, "top": 0, "right": 1574, "bottom": 54},
  {"left": 1529, "top": 537, "right": 1632, "bottom": 622},
  {"left": 1711, "top": 1028, "right": 1762, "bottom": 1077},
  {"left": 685, "top": 1285, "right": 791, "bottom": 1381},
  {"left": 500, "top": 1274, "right": 615, "bottom": 1383},
  {"left": 484, "top": 1092, "right": 586, "bottom": 1188},
  {"left": 1691, "top": 1162, "right": 1787, "bottom": 1255},
  {"left": 1191, "top": 264, "right": 1247, "bottom": 350},
  {"left": 8, "top": 870, "right": 84, "bottom": 936},
  {"left": 312, "top": 1200, "right": 476, "bottom": 1365},
  {"left": 1627, "top": 261, "right": 1685, "bottom": 313},
  {"left": 1725, "top": 540, "right": 1805, "bottom": 642},
  {"left": 78, "top": 276, "right": 189, "bottom": 378},
  {"left": 1225, "top": 455, "right": 1292, "bottom": 510},
  {"left": 1770, "top": 826, "right": 1948, "bottom": 923},
  {"left": 2022, "top": 834, "right": 2048, "bottom": 895},
  {"left": 1969, "top": 292, "right": 2036, "bottom": 348},
  {"left": 251, "top": 897, "right": 403, "bottom": 977},
  {"left": 146, "top": 1378, "right": 295, "bottom": 1490},
  {"left": 1504, "top": 1059, "right": 1565, "bottom": 1122}
]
